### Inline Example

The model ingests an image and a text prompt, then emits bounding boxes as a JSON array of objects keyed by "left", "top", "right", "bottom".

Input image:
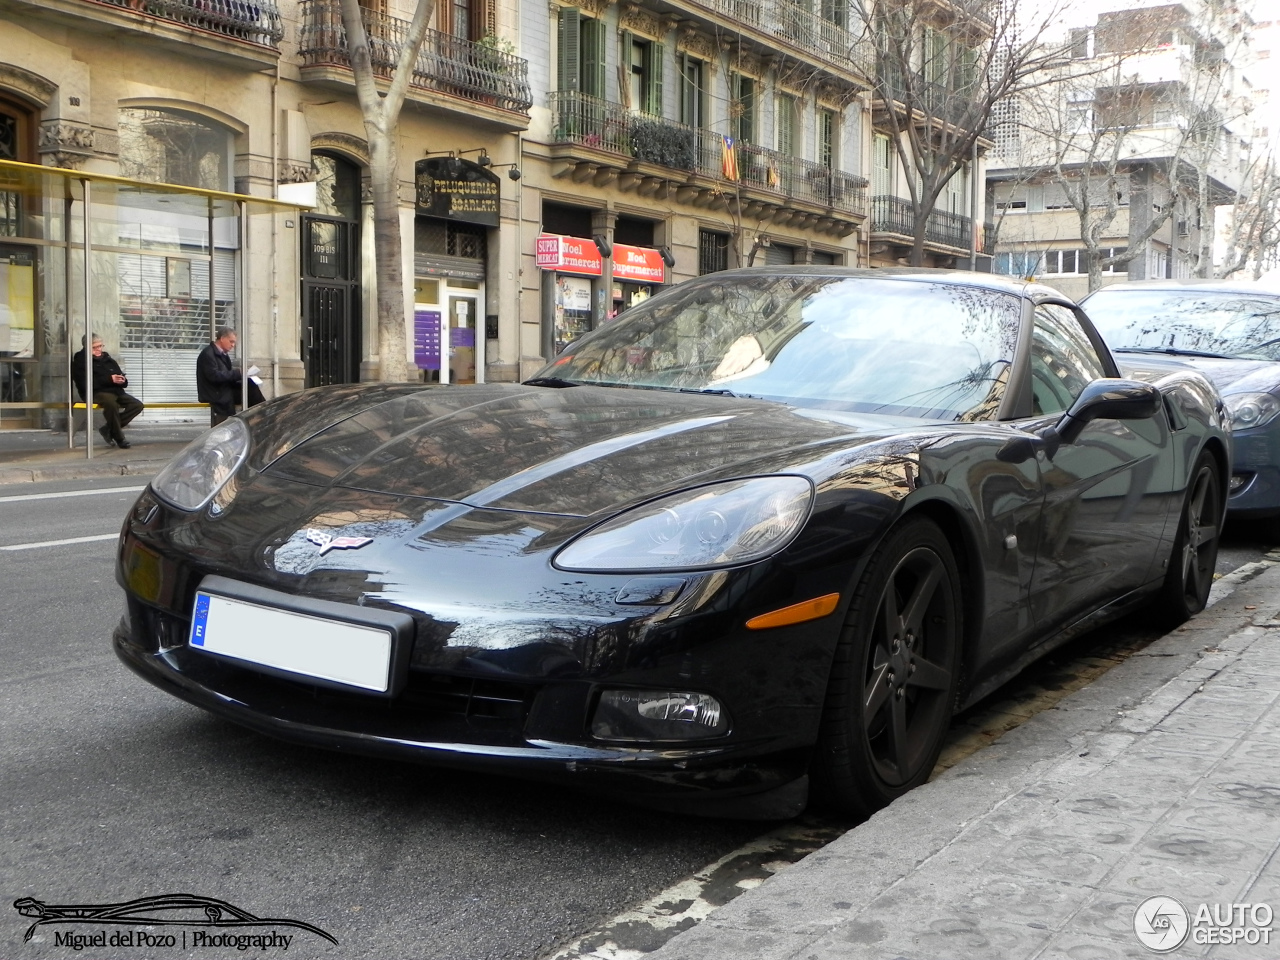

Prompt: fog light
[
  {"left": 1230, "top": 473, "right": 1251, "bottom": 494},
  {"left": 591, "top": 689, "right": 729, "bottom": 741}
]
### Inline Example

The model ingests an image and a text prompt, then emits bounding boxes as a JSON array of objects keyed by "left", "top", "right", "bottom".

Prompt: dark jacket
[
  {"left": 71, "top": 348, "right": 129, "bottom": 401},
  {"left": 196, "top": 342, "right": 242, "bottom": 415}
]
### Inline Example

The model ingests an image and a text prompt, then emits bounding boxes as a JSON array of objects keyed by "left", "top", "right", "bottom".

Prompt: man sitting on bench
[{"left": 71, "top": 334, "right": 145, "bottom": 449}]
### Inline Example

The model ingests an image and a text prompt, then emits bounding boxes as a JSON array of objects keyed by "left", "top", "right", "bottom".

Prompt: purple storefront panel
[{"left": 414, "top": 310, "right": 441, "bottom": 370}]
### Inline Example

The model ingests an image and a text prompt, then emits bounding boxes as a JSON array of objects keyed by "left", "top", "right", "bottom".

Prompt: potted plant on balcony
[{"left": 470, "top": 33, "right": 516, "bottom": 104}]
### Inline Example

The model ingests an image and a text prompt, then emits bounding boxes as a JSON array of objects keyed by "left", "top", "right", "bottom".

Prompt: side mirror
[{"left": 1043, "top": 379, "right": 1162, "bottom": 451}]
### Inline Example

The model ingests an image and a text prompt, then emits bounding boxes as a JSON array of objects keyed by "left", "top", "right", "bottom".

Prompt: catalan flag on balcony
[{"left": 721, "top": 136, "right": 739, "bottom": 182}]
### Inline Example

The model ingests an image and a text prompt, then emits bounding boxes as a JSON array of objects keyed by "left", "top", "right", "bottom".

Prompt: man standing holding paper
[{"left": 197, "top": 326, "right": 265, "bottom": 427}]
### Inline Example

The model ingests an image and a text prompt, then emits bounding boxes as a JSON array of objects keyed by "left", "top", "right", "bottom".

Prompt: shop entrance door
[
  {"left": 301, "top": 215, "right": 360, "bottom": 386},
  {"left": 303, "top": 282, "right": 359, "bottom": 387},
  {"left": 448, "top": 295, "right": 478, "bottom": 384}
]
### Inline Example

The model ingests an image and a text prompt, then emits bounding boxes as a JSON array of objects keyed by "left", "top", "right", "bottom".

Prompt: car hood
[
  {"left": 1115, "top": 352, "right": 1280, "bottom": 395},
  {"left": 260, "top": 384, "right": 913, "bottom": 517}
]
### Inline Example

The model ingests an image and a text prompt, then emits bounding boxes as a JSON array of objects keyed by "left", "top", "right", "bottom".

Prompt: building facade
[
  {"left": 986, "top": 1, "right": 1253, "bottom": 299},
  {"left": 1, "top": 0, "right": 994, "bottom": 425}
]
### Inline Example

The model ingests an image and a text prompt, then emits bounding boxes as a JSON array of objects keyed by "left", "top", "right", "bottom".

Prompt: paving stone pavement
[
  {"left": 0, "top": 424, "right": 204, "bottom": 484},
  {"left": 651, "top": 571, "right": 1280, "bottom": 960}
]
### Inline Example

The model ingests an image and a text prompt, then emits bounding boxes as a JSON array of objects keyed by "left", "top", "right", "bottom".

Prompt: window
[
  {"left": 820, "top": 0, "right": 846, "bottom": 28},
  {"left": 1040, "top": 249, "right": 1081, "bottom": 275},
  {"left": 1029, "top": 305, "right": 1108, "bottom": 416},
  {"left": 776, "top": 95, "right": 797, "bottom": 156},
  {"left": 680, "top": 56, "right": 706, "bottom": 128},
  {"left": 819, "top": 109, "right": 836, "bottom": 169},
  {"left": 943, "top": 165, "right": 967, "bottom": 215},
  {"left": 1098, "top": 247, "right": 1128, "bottom": 274},
  {"left": 731, "top": 74, "right": 756, "bottom": 144},
  {"left": 994, "top": 251, "right": 1042, "bottom": 277},
  {"left": 118, "top": 107, "right": 232, "bottom": 191},
  {"left": 872, "top": 133, "right": 892, "bottom": 195},
  {"left": 558, "top": 9, "right": 606, "bottom": 98},
  {"left": 623, "top": 33, "right": 664, "bottom": 116},
  {"left": 1068, "top": 28, "right": 1090, "bottom": 59},
  {"left": 698, "top": 229, "right": 729, "bottom": 275},
  {"left": 1066, "top": 100, "right": 1093, "bottom": 132}
]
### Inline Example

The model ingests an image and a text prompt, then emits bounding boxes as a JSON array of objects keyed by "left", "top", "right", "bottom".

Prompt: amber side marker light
[{"left": 745, "top": 593, "right": 842, "bottom": 630}]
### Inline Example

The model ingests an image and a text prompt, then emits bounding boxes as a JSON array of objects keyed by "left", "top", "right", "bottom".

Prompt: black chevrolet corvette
[{"left": 114, "top": 269, "right": 1229, "bottom": 819}]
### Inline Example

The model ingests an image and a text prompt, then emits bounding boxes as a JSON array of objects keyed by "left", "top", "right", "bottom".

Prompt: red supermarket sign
[
  {"left": 612, "top": 244, "right": 666, "bottom": 283},
  {"left": 536, "top": 234, "right": 603, "bottom": 276}
]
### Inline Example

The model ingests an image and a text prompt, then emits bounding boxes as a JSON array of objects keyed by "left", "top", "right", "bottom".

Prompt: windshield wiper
[
  {"left": 523, "top": 376, "right": 581, "bottom": 388},
  {"left": 1113, "top": 347, "right": 1236, "bottom": 360}
]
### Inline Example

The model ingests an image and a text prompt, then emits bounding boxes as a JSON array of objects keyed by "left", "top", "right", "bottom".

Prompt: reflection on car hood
[
  {"left": 262, "top": 384, "right": 905, "bottom": 517},
  {"left": 1116, "top": 352, "right": 1280, "bottom": 395}
]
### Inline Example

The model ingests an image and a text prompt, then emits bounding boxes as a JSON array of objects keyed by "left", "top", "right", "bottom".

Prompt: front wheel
[
  {"left": 1156, "top": 450, "right": 1224, "bottom": 627},
  {"left": 813, "top": 517, "right": 962, "bottom": 820}
]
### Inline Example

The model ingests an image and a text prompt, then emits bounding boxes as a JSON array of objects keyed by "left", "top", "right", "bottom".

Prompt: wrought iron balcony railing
[
  {"left": 92, "top": 0, "right": 282, "bottom": 46},
  {"left": 870, "top": 194, "right": 975, "bottom": 251},
  {"left": 299, "top": 0, "right": 532, "bottom": 114},
  {"left": 695, "top": 0, "right": 864, "bottom": 70},
  {"left": 550, "top": 92, "right": 868, "bottom": 218}
]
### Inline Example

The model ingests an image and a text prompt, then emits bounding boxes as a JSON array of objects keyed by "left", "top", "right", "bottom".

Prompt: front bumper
[
  {"left": 1227, "top": 427, "right": 1280, "bottom": 516},
  {"left": 113, "top": 605, "right": 813, "bottom": 818}
]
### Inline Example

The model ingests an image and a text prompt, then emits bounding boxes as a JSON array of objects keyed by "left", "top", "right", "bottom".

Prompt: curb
[{"left": 0, "top": 460, "right": 172, "bottom": 485}]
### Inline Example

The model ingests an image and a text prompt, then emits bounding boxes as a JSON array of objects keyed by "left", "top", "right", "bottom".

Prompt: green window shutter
[
  {"left": 558, "top": 8, "right": 581, "bottom": 93},
  {"left": 647, "top": 41, "right": 664, "bottom": 117},
  {"left": 620, "top": 29, "right": 634, "bottom": 109},
  {"left": 582, "top": 16, "right": 606, "bottom": 98}
]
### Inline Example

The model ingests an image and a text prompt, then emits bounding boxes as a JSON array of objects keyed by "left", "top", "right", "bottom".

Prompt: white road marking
[
  {"left": 0, "top": 533, "right": 118, "bottom": 552},
  {"left": 0, "top": 485, "right": 145, "bottom": 505}
]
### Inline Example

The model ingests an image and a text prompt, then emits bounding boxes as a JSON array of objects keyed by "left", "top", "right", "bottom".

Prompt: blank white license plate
[{"left": 189, "top": 591, "right": 393, "bottom": 693}]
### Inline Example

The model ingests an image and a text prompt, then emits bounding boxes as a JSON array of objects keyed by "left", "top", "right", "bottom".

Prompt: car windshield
[
  {"left": 1086, "top": 289, "right": 1280, "bottom": 361},
  {"left": 536, "top": 275, "right": 1022, "bottom": 421}
]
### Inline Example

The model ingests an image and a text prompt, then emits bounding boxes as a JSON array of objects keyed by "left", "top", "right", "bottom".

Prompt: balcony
[
  {"left": 876, "top": 69, "right": 978, "bottom": 130},
  {"left": 550, "top": 92, "right": 868, "bottom": 222},
  {"left": 870, "top": 194, "right": 975, "bottom": 252},
  {"left": 677, "top": 0, "right": 865, "bottom": 77},
  {"left": 299, "top": 0, "right": 532, "bottom": 122},
  {"left": 3, "top": 0, "right": 282, "bottom": 65}
]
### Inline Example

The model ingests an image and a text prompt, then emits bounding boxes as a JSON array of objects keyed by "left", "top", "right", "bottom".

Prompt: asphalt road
[{"left": 0, "top": 477, "right": 1270, "bottom": 960}]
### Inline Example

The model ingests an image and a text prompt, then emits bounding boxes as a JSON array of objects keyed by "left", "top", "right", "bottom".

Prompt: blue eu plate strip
[{"left": 191, "top": 594, "right": 212, "bottom": 647}]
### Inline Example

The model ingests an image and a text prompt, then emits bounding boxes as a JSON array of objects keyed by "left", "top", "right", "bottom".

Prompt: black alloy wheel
[
  {"left": 813, "top": 517, "right": 962, "bottom": 820},
  {"left": 1158, "top": 450, "right": 1224, "bottom": 627}
]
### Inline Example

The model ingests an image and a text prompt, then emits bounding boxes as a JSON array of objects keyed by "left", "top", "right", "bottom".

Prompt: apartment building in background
[{"left": 986, "top": 0, "right": 1254, "bottom": 299}]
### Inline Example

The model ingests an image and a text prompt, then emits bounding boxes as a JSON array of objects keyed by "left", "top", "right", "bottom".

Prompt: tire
[
  {"left": 812, "top": 517, "right": 962, "bottom": 820},
  {"left": 1156, "top": 450, "right": 1224, "bottom": 628}
]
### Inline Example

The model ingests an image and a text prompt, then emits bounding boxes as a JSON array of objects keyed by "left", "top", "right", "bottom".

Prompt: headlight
[
  {"left": 1224, "top": 393, "right": 1280, "bottom": 430},
  {"left": 150, "top": 418, "right": 250, "bottom": 511},
  {"left": 554, "top": 476, "right": 813, "bottom": 572}
]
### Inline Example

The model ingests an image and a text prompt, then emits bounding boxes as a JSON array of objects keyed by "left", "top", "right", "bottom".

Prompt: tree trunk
[{"left": 367, "top": 116, "right": 408, "bottom": 383}]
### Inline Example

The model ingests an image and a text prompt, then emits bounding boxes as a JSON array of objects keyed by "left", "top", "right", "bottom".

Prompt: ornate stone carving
[
  {"left": 0, "top": 64, "right": 57, "bottom": 109},
  {"left": 277, "top": 162, "right": 314, "bottom": 184},
  {"left": 37, "top": 120, "right": 95, "bottom": 169},
  {"left": 678, "top": 29, "right": 717, "bottom": 62},
  {"left": 620, "top": 4, "right": 666, "bottom": 39},
  {"left": 310, "top": 132, "right": 370, "bottom": 166}
]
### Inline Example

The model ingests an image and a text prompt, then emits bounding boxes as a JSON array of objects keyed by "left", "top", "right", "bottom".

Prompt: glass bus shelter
[{"left": 0, "top": 159, "right": 299, "bottom": 456}]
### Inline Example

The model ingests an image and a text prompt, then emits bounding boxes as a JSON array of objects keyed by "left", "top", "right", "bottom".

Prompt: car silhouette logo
[{"left": 305, "top": 530, "right": 373, "bottom": 555}]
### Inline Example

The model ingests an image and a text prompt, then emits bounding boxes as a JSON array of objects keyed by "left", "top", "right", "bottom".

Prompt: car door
[{"left": 1020, "top": 303, "right": 1174, "bottom": 637}]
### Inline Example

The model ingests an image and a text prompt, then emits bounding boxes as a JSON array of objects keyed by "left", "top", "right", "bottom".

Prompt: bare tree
[
  {"left": 1216, "top": 151, "right": 1280, "bottom": 279},
  {"left": 337, "top": 0, "right": 435, "bottom": 382},
  {"left": 1006, "top": 3, "right": 1252, "bottom": 291},
  {"left": 857, "top": 0, "right": 1074, "bottom": 266}
]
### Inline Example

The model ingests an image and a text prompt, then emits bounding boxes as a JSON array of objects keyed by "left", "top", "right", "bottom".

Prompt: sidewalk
[
  {"left": 651, "top": 564, "right": 1280, "bottom": 960},
  {"left": 0, "top": 424, "right": 202, "bottom": 485}
]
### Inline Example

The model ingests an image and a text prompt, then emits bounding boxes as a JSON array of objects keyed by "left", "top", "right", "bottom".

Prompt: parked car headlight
[
  {"left": 150, "top": 418, "right": 250, "bottom": 511},
  {"left": 1224, "top": 393, "right": 1280, "bottom": 430},
  {"left": 555, "top": 476, "right": 813, "bottom": 572}
]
